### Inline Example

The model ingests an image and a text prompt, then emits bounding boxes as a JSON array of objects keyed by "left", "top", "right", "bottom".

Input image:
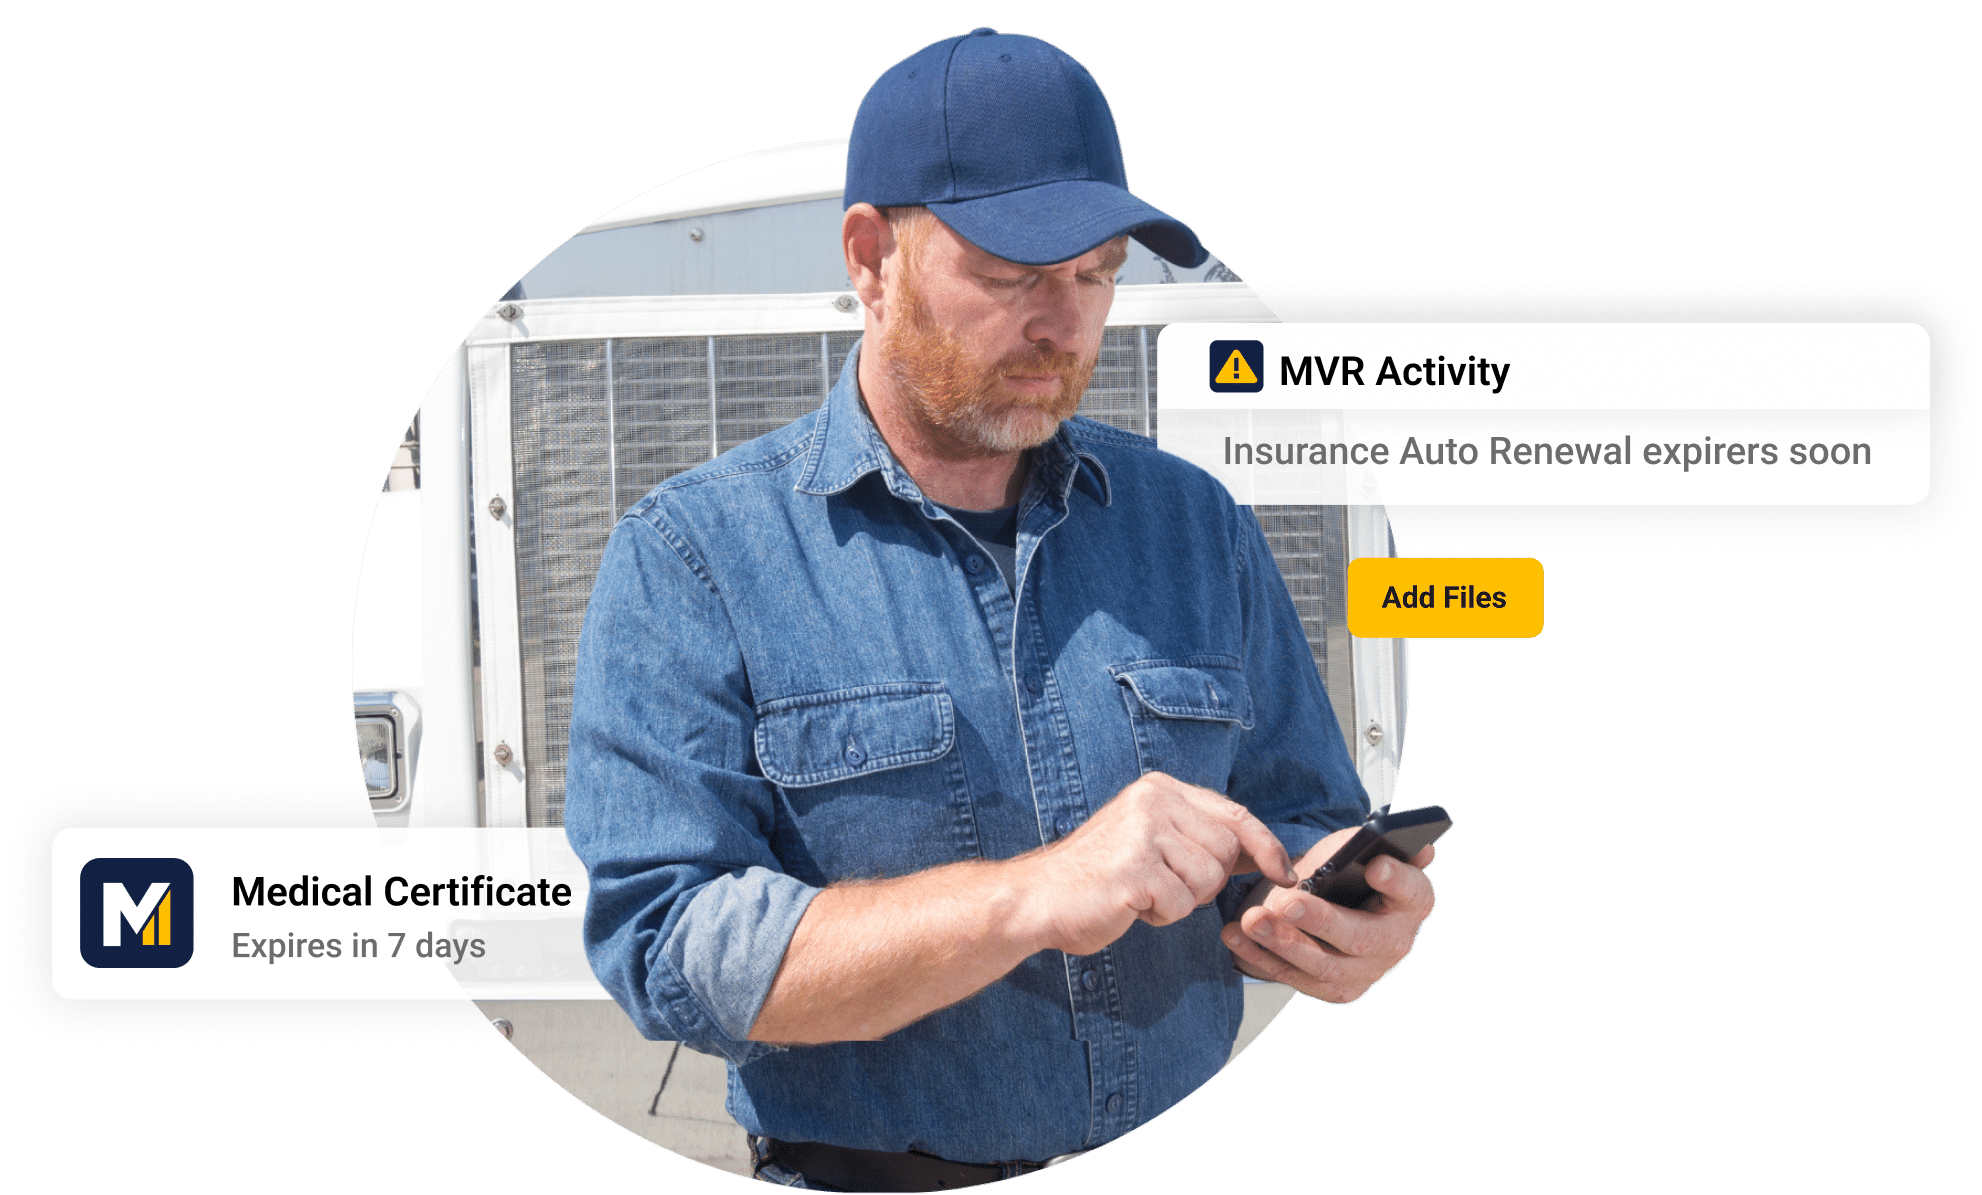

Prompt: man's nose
[{"left": 1021, "top": 275, "right": 1091, "bottom": 354}]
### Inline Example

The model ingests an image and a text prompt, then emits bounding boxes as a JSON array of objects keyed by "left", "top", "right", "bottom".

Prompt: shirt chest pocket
[
  {"left": 1111, "top": 658, "right": 1254, "bottom": 794},
  {"left": 752, "top": 682, "right": 977, "bottom": 880}
]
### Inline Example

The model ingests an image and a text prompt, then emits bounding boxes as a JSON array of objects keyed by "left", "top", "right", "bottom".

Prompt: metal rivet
[
  {"left": 1365, "top": 722, "right": 1384, "bottom": 747},
  {"left": 491, "top": 1018, "right": 514, "bottom": 1040},
  {"left": 688, "top": 227, "right": 704, "bottom": 242},
  {"left": 832, "top": 293, "right": 857, "bottom": 313},
  {"left": 488, "top": 495, "right": 506, "bottom": 520},
  {"left": 493, "top": 742, "right": 514, "bottom": 766},
  {"left": 496, "top": 303, "right": 522, "bottom": 322}
]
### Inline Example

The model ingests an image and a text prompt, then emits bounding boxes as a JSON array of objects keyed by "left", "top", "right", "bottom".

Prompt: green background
[{"left": 7, "top": 4, "right": 1974, "bottom": 1189}]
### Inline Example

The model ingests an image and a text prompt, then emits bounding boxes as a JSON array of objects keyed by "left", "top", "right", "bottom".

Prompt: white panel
[
  {"left": 467, "top": 343, "right": 530, "bottom": 829},
  {"left": 412, "top": 349, "right": 482, "bottom": 829},
  {"left": 1109, "top": 282, "right": 1277, "bottom": 328},
  {"left": 463, "top": 282, "right": 1275, "bottom": 346},
  {"left": 1347, "top": 506, "right": 1401, "bottom": 810}
]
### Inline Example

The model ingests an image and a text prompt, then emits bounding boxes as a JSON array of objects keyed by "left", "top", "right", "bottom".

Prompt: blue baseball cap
[{"left": 845, "top": 29, "right": 1209, "bottom": 269}]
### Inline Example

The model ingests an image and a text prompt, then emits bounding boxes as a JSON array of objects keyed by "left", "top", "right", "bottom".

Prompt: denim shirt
[{"left": 565, "top": 343, "right": 1368, "bottom": 1164}]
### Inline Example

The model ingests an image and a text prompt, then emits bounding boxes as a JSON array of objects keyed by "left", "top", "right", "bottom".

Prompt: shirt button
[
  {"left": 1081, "top": 969, "right": 1098, "bottom": 991},
  {"left": 843, "top": 742, "right": 866, "bottom": 767},
  {"left": 965, "top": 554, "right": 986, "bottom": 575},
  {"left": 1105, "top": 1093, "right": 1123, "bottom": 1116},
  {"left": 1053, "top": 814, "right": 1074, "bottom": 837},
  {"left": 1024, "top": 674, "right": 1043, "bottom": 695}
]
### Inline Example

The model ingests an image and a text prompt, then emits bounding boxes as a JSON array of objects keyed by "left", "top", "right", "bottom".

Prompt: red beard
[{"left": 881, "top": 268, "right": 1098, "bottom": 457}]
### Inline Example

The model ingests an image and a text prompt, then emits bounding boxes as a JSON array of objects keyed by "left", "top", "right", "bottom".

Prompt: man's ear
[{"left": 843, "top": 203, "right": 894, "bottom": 320}]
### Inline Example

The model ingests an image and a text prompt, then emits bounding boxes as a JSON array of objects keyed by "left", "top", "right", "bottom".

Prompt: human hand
[
  {"left": 1014, "top": 772, "right": 1296, "bottom": 958},
  {"left": 1219, "top": 827, "right": 1435, "bottom": 1003}
]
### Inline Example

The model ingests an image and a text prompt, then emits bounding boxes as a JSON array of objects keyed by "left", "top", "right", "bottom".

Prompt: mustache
[{"left": 989, "top": 345, "right": 1087, "bottom": 396}]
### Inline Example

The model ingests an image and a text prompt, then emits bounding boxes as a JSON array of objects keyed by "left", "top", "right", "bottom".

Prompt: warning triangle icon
[{"left": 1215, "top": 349, "right": 1259, "bottom": 386}]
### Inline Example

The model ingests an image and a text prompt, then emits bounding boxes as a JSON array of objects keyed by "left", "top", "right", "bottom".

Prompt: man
[{"left": 566, "top": 28, "right": 1434, "bottom": 1189}]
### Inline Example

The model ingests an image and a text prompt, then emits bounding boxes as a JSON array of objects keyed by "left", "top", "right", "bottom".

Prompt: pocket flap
[
  {"left": 753, "top": 683, "right": 955, "bottom": 788},
  {"left": 1111, "top": 658, "right": 1254, "bottom": 728}
]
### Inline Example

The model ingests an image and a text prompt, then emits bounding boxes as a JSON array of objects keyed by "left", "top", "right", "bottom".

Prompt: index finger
[{"left": 1203, "top": 794, "right": 1296, "bottom": 886}]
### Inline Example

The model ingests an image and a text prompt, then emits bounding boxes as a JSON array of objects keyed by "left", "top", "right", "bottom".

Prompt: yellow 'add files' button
[{"left": 1347, "top": 558, "right": 1544, "bottom": 638}]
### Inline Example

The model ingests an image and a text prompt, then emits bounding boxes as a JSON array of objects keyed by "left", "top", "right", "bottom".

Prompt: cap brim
[{"left": 928, "top": 179, "right": 1209, "bottom": 268}]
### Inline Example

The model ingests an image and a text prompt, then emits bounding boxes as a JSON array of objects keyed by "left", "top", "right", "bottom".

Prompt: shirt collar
[{"left": 795, "top": 338, "right": 1113, "bottom": 509}]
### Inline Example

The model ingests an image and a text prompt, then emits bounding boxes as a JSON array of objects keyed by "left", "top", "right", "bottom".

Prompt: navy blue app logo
[
  {"left": 1209, "top": 340, "right": 1265, "bottom": 393},
  {"left": 80, "top": 858, "right": 195, "bottom": 969}
]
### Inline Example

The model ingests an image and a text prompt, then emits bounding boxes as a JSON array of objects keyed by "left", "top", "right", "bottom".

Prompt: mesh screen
[
  {"left": 510, "top": 334, "right": 842, "bottom": 827},
  {"left": 507, "top": 325, "right": 1362, "bottom": 825},
  {"left": 826, "top": 331, "right": 859, "bottom": 393},
  {"left": 716, "top": 335, "right": 834, "bottom": 455},
  {"left": 612, "top": 337, "right": 711, "bottom": 515},
  {"left": 1075, "top": 326, "right": 1147, "bottom": 435},
  {"left": 1253, "top": 506, "right": 1356, "bottom": 753},
  {"left": 1145, "top": 332, "right": 1158, "bottom": 437},
  {"left": 509, "top": 341, "right": 615, "bottom": 828}
]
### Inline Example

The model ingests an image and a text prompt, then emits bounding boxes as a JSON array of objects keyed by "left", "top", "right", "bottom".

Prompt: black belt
[{"left": 754, "top": 1136, "right": 1074, "bottom": 1191}]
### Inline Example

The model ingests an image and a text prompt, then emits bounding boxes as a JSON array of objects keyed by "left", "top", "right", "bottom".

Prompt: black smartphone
[{"left": 1238, "top": 804, "right": 1451, "bottom": 915}]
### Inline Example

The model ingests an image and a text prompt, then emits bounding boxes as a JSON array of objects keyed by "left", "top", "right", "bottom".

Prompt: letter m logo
[{"left": 80, "top": 858, "right": 195, "bottom": 969}]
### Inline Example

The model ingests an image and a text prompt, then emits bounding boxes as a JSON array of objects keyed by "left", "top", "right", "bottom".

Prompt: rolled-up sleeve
[
  {"left": 1216, "top": 505, "right": 1370, "bottom": 920},
  {"left": 564, "top": 505, "right": 817, "bottom": 1065}
]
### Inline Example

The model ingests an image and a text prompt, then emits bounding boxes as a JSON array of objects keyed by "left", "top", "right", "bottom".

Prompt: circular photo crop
[{"left": 349, "top": 133, "right": 1407, "bottom": 1180}]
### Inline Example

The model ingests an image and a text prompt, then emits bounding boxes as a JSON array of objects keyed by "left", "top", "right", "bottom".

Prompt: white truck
[{"left": 349, "top": 140, "right": 1407, "bottom": 1171}]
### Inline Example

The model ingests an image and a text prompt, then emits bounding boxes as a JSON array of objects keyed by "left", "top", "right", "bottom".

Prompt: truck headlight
[
  {"left": 355, "top": 715, "right": 398, "bottom": 798},
  {"left": 353, "top": 691, "right": 420, "bottom": 812}
]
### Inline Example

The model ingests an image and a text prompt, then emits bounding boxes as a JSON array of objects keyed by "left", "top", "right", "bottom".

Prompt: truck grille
[{"left": 507, "top": 327, "right": 1353, "bottom": 827}]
